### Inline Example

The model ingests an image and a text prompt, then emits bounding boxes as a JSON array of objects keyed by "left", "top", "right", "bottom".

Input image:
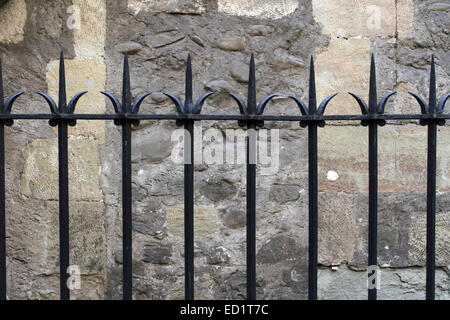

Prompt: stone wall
[{"left": 0, "top": 0, "right": 449, "bottom": 299}]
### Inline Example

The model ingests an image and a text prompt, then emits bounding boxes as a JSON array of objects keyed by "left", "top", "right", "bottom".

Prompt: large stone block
[
  {"left": 9, "top": 199, "right": 105, "bottom": 277},
  {"left": 165, "top": 204, "right": 218, "bottom": 237},
  {"left": 312, "top": 0, "right": 413, "bottom": 38},
  {"left": 73, "top": 0, "right": 106, "bottom": 57},
  {"left": 318, "top": 125, "right": 450, "bottom": 193},
  {"left": 318, "top": 265, "right": 450, "bottom": 300},
  {"left": 46, "top": 58, "right": 107, "bottom": 140},
  {"left": 318, "top": 193, "right": 357, "bottom": 266},
  {"left": 0, "top": 0, "right": 26, "bottom": 44},
  {"left": 20, "top": 138, "right": 103, "bottom": 201},
  {"left": 218, "top": 0, "right": 299, "bottom": 20},
  {"left": 315, "top": 38, "right": 372, "bottom": 115},
  {"left": 128, "top": 0, "right": 206, "bottom": 15},
  {"left": 408, "top": 212, "right": 450, "bottom": 266}
]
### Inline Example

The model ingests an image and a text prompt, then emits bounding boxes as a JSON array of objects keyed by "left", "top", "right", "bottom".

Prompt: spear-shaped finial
[
  {"left": 309, "top": 56, "right": 317, "bottom": 114},
  {"left": 122, "top": 53, "right": 131, "bottom": 113},
  {"left": 247, "top": 53, "right": 257, "bottom": 114},
  {"left": 58, "top": 51, "right": 67, "bottom": 113},
  {"left": 409, "top": 54, "right": 449, "bottom": 124},
  {"left": 288, "top": 55, "right": 337, "bottom": 124},
  {"left": 37, "top": 51, "right": 87, "bottom": 120},
  {"left": 348, "top": 53, "right": 395, "bottom": 119},
  {"left": 185, "top": 53, "right": 193, "bottom": 105},
  {"left": 163, "top": 54, "right": 214, "bottom": 117},
  {"left": 369, "top": 53, "right": 378, "bottom": 114},
  {"left": 429, "top": 55, "right": 436, "bottom": 113}
]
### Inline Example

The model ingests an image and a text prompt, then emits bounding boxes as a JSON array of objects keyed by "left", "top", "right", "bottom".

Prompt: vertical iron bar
[
  {"left": 122, "top": 121, "right": 133, "bottom": 300},
  {"left": 426, "top": 121, "right": 436, "bottom": 300},
  {"left": 307, "top": 56, "right": 318, "bottom": 300},
  {"left": 58, "top": 121, "right": 70, "bottom": 300},
  {"left": 184, "top": 120, "right": 194, "bottom": 300},
  {"left": 368, "top": 122, "right": 378, "bottom": 300},
  {"left": 308, "top": 122, "right": 318, "bottom": 300},
  {"left": 0, "top": 122, "right": 5, "bottom": 300},
  {"left": 246, "top": 122, "right": 257, "bottom": 300}
]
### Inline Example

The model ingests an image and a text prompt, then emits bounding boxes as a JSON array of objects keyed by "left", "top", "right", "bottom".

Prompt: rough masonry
[{"left": 0, "top": 0, "right": 448, "bottom": 299}]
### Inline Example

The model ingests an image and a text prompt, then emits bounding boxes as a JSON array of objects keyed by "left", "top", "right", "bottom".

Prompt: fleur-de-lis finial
[
  {"left": 229, "top": 53, "right": 279, "bottom": 127},
  {"left": 0, "top": 59, "right": 24, "bottom": 126},
  {"left": 409, "top": 55, "right": 450, "bottom": 126},
  {"left": 37, "top": 51, "right": 88, "bottom": 126},
  {"left": 101, "top": 53, "right": 153, "bottom": 126},
  {"left": 163, "top": 54, "right": 214, "bottom": 126},
  {"left": 348, "top": 53, "right": 396, "bottom": 126},
  {"left": 289, "top": 56, "right": 338, "bottom": 127}
]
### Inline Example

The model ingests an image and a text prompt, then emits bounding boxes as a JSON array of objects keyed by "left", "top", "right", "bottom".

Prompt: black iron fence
[{"left": 0, "top": 51, "right": 449, "bottom": 300}]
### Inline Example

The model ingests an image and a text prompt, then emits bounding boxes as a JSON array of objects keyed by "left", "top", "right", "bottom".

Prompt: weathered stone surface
[
  {"left": 115, "top": 41, "right": 143, "bottom": 55},
  {"left": 214, "top": 37, "right": 246, "bottom": 51},
  {"left": 427, "top": 2, "right": 450, "bottom": 11},
  {"left": 271, "top": 51, "right": 305, "bottom": 71},
  {"left": 318, "top": 193, "right": 357, "bottom": 266},
  {"left": 132, "top": 124, "right": 173, "bottom": 163},
  {"left": 166, "top": 205, "right": 219, "bottom": 237},
  {"left": 221, "top": 208, "right": 246, "bottom": 229},
  {"left": 205, "top": 246, "right": 230, "bottom": 265},
  {"left": 144, "top": 30, "right": 185, "bottom": 49},
  {"left": 198, "top": 179, "right": 237, "bottom": 202},
  {"left": 21, "top": 139, "right": 102, "bottom": 201},
  {"left": 312, "top": 0, "right": 406, "bottom": 37},
  {"left": 315, "top": 38, "right": 372, "bottom": 115},
  {"left": 318, "top": 265, "right": 450, "bottom": 300},
  {"left": 318, "top": 125, "right": 450, "bottom": 193},
  {"left": 0, "top": 0, "right": 26, "bottom": 44},
  {"left": 269, "top": 184, "right": 301, "bottom": 204},
  {"left": 46, "top": 58, "right": 107, "bottom": 140},
  {"left": 408, "top": 212, "right": 450, "bottom": 266},
  {"left": 247, "top": 25, "right": 274, "bottom": 36},
  {"left": 257, "top": 235, "right": 304, "bottom": 264},
  {"left": 128, "top": 0, "right": 206, "bottom": 15},
  {"left": 218, "top": 0, "right": 299, "bottom": 20},
  {"left": 205, "top": 79, "right": 235, "bottom": 93},
  {"left": 229, "top": 61, "right": 249, "bottom": 83},
  {"left": 143, "top": 242, "right": 172, "bottom": 264},
  {"left": 73, "top": 0, "right": 106, "bottom": 57}
]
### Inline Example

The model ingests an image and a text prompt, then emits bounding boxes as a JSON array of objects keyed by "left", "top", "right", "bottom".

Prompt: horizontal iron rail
[{"left": 0, "top": 113, "right": 450, "bottom": 121}]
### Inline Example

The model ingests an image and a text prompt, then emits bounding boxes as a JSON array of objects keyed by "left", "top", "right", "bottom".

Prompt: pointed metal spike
[
  {"left": 122, "top": 53, "right": 132, "bottom": 113},
  {"left": 193, "top": 92, "right": 214, "bottom": 114},
  {"left": 101, "top": 91, "right": 122, "bottom": 114},
  {"left": 247, "top": 53, "right": 257, "bottom": 114},
  {"left": 369, "top": 53, "right": 378, "bottom": 114},
  {"left": 256, "top": 94, "right": 279, "bottom": 115},
  {"left": 131, "top": 92, "right": 152, "bottom": 114},
  {"left": 4, "top": 92, "right": 24, "bottom": 114},
  {"left": 317, "top": 93, "right": 338, "bottom": 115},
  {"left": 377, "top": 91, "right": 396, "bottom": 114},
  {"left": 163, "top": 93, "right": 184, "bottom": 114},
  {"left": 185, "top": 53, "right": 193, "bottom": 105},
  {"left": 408, "top": 92, "right": 429, "bottom": 115},
  {"left": 429, "top": 55, "right": 436, "bottom": 113},
  {"left": 67, "top": 91, "right": 88, "bottom": 114},
  {"left": 309, "top": 56, "right": 317, "bottom": 114},
  {"left": 348, "top": 92, "right": 369, "bottom": 114},
  {"left": 37, "top": 92, "right": 58, "bottom": 114},
  {"left": 287, "top": 95, "right": 308, "bottom": 116},
  {"left": 437, "top": 92, "right": 450, "bottom": 113},
  {"left": 59, "top": 51, "right": 67, "bottom": 113},
  {"left": 229, "top": 93, "right": 247, "bottom": 114}
]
